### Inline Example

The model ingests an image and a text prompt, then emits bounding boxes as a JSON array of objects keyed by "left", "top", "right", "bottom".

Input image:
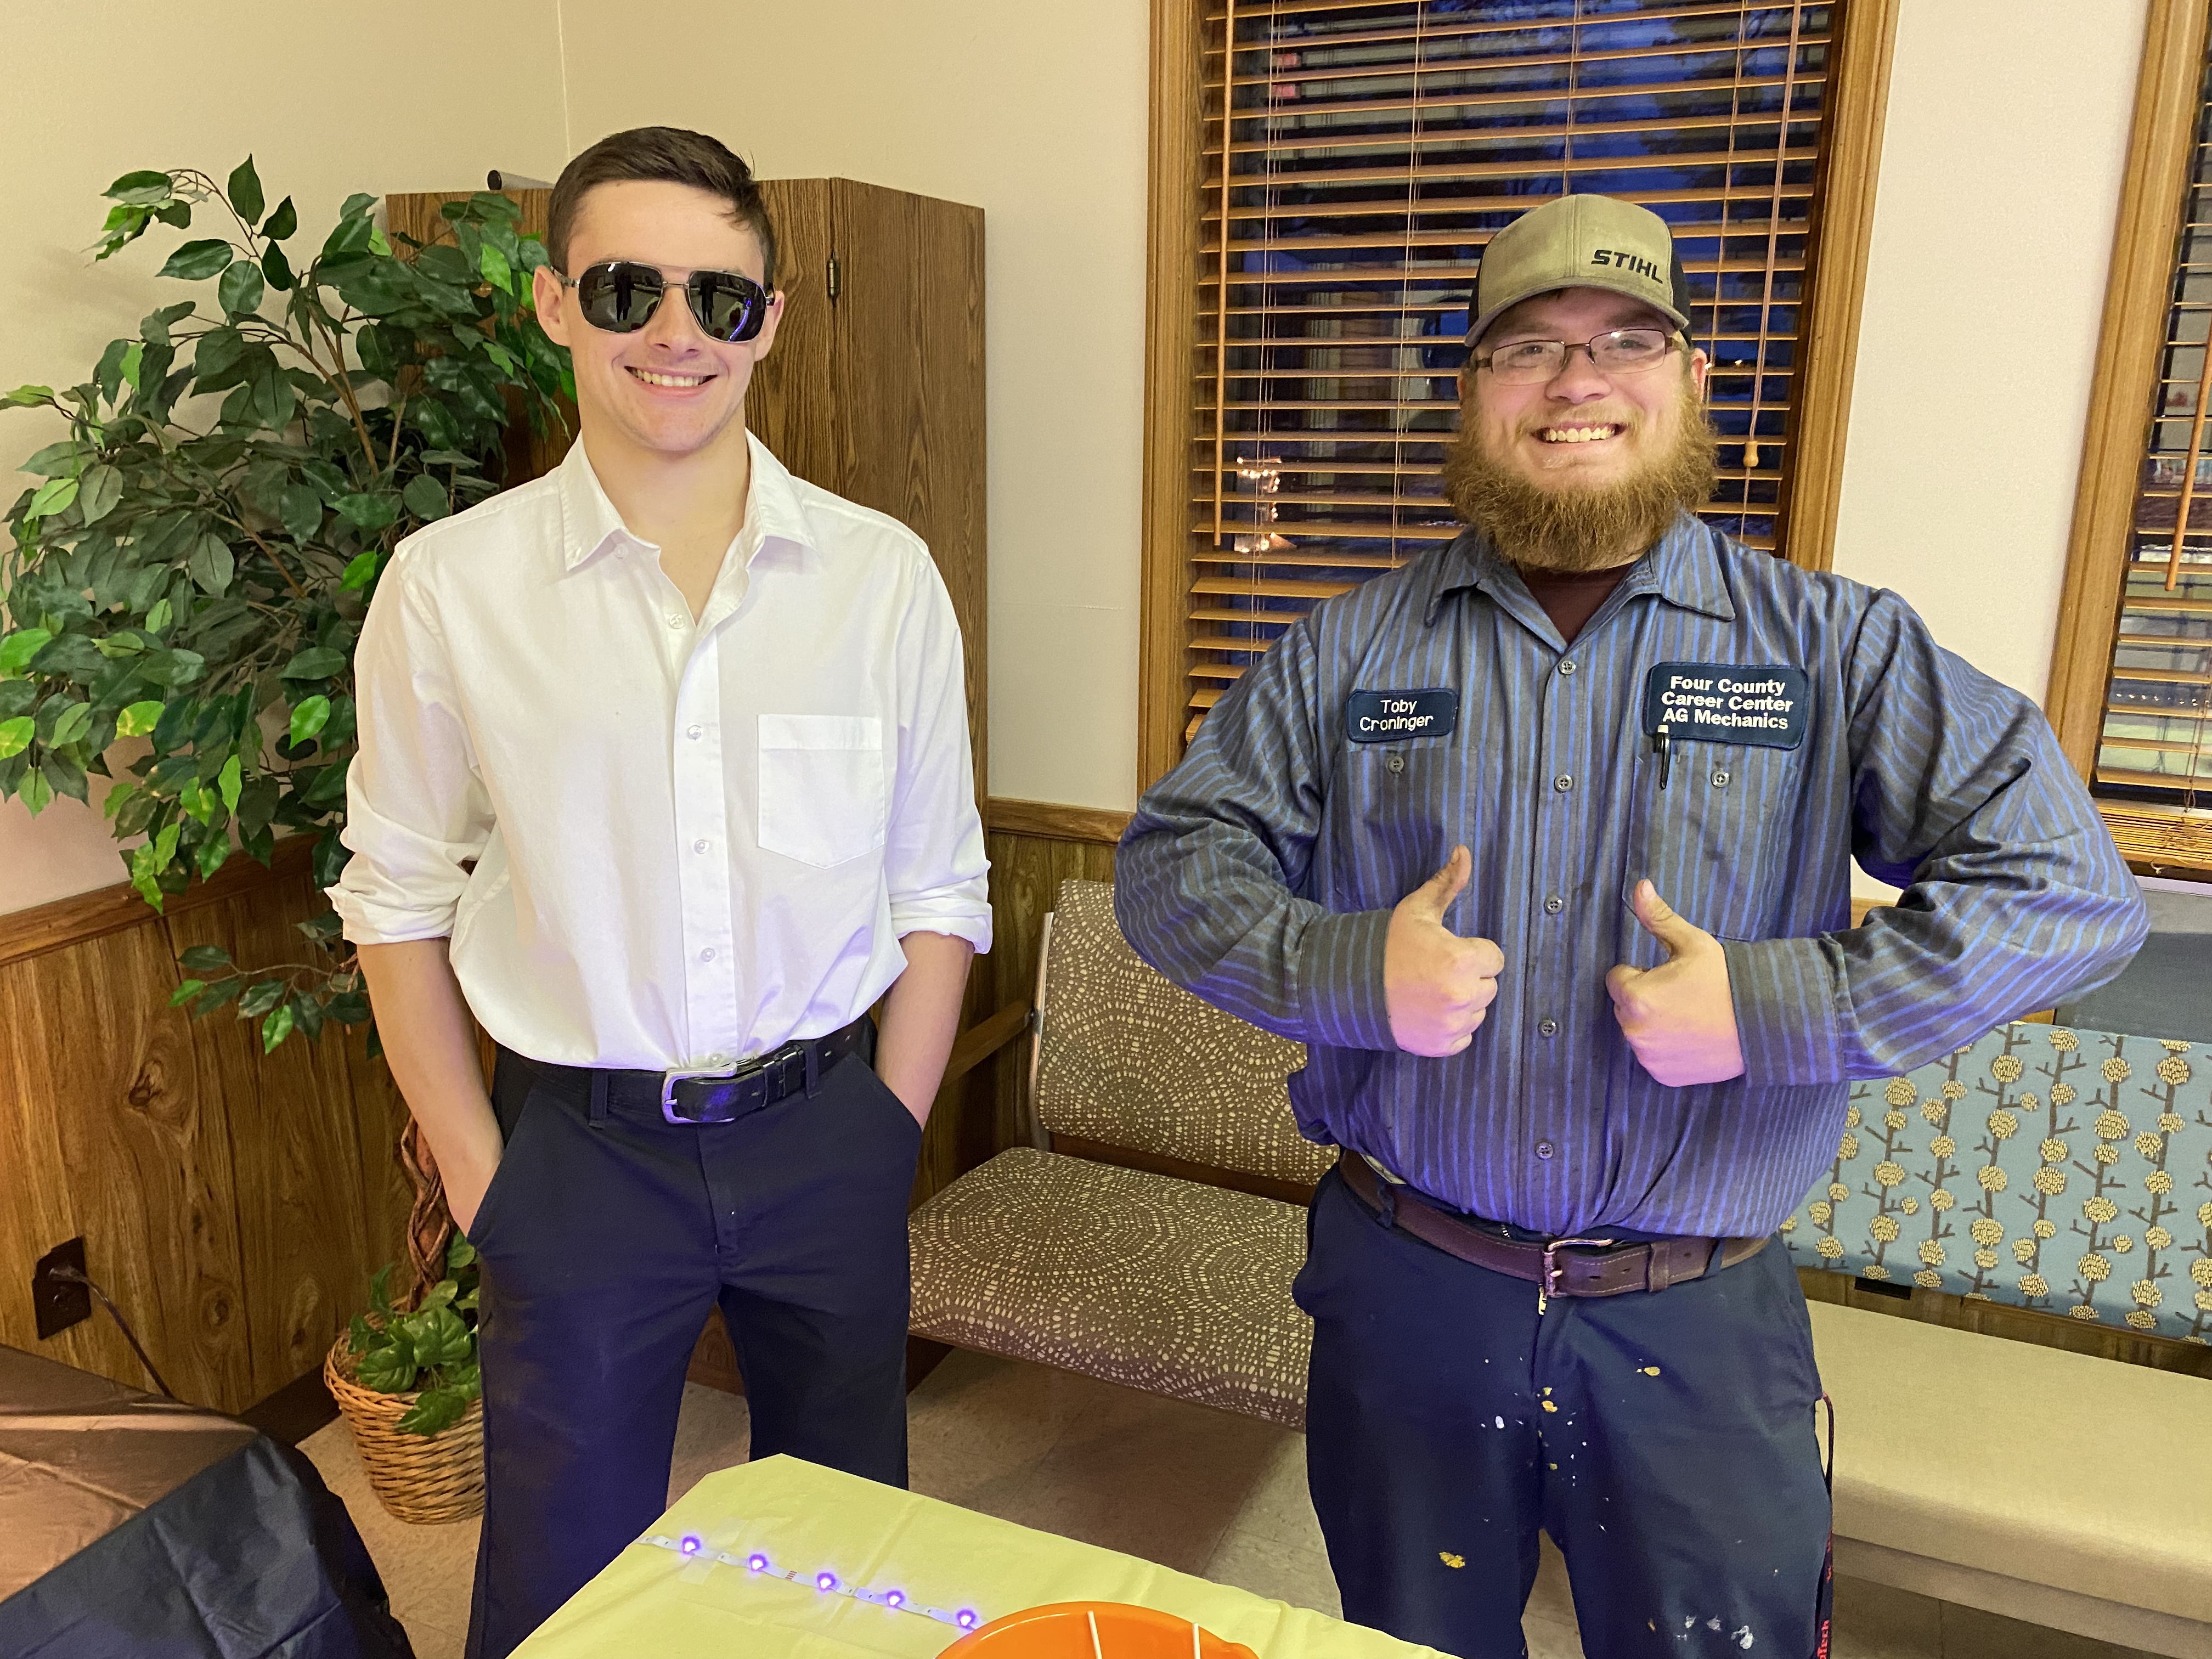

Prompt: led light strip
[{"left": 642, "top": 1532, "right": 982, "bottom": 1634}]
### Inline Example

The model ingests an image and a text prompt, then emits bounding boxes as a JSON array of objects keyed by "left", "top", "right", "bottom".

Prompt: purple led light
[
  {"left": 748, "top": 1554, "right": 768, "bottom": 1572},
  {"left": 817, "top": 1572, "right": 838, "bottom": 1591},
  {"left": 956, "top": 1610, "right": 979, "bottom": 1629},
  {"left": 679, "top": 1536, "right": 702, "bottom": 1556},
  {"left": 884, "top": 1590, "right": 905, "bottom": 1609}
]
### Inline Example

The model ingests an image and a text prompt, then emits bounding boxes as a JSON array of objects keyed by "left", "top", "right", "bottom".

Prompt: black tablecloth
[{"left": 0, "top": 1344, "right": 413, "bottom": 1658}]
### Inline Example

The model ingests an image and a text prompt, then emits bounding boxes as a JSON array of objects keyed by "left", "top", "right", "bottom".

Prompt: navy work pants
[
  {"left": 462, "top": 1044, "right": 922, "bottom": 1658},
  {"left": 1295, "top": 1166, "right": 1830, "bottom": 1659}
]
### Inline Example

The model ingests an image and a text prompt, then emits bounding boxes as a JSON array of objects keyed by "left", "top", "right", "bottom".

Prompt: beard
[{"left": 1442, "top": 374, "right": 1719, "bottom": 573}]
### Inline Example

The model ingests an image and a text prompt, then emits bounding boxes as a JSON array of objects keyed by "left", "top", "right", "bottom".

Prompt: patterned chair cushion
[
  {"left": 908, "top": 1148, "right": 1312, "bottom": 1427},
  {"left": 1039, "top": 880, "right": 1332, "bottom": 1186},
  {"left": 1783, "top": 1023, "right": 2212, "bottom": 1342}
]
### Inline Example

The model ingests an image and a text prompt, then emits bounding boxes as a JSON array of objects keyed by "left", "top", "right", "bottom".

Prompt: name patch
[
  {"left": 1345, "top": 687, "right": 1459, "bottom": 743},
  {"left": 1641, "top": 662, "right": 1810, "bottom": 751}
]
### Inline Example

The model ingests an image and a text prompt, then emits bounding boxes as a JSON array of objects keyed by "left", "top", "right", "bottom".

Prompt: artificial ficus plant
[{"left": 0, "top": 160, "right": 568, "bottom": 1054}]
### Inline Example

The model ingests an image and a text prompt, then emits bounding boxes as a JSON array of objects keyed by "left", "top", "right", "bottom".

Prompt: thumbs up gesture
[
  {"left": 1385, "top": 847, "right": 1506, "bottom": 1057},
  {"left": 1605, "top": 880, "right": 1746, "bottom": 1086}
]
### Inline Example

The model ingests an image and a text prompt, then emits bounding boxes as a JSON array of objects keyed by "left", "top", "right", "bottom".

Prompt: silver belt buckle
[
  {"left": 1539, "top": 1236, "right": 1618, "bottom": 1299},
  {"left": 659, "top": 1057, "right": 749, "bottom": 1124}
]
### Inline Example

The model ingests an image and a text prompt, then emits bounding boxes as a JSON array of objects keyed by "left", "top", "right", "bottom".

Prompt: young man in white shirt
[{"left": 329, "top": 127, "right": 990, "bottom": 1658}]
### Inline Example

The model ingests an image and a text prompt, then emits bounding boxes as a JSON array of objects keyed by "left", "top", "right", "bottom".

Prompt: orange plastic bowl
[{"left": 936, "top": 1600, "right": 1257, "bottom": 1658}]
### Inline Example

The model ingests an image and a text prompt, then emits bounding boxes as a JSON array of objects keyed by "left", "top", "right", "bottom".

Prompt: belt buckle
[
  {"left": 1539, "top": 1235, "right": 1618, "bottom": 1300},
  {"left": 660, "top": 1053, "right": 770, "bottom": 1124}
]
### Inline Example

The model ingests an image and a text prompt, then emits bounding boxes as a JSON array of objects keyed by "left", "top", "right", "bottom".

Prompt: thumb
[
  {"left": 1404, "top": 845, "right": 1471, "bottom": 927},
  {"left": 1630, "top": 879, "right": 1705, "bottom": 958}
]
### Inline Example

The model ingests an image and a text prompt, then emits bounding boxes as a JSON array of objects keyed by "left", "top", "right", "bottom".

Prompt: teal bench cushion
[{"left": 1782, "top": 1023, "right": 2212, "bottom": 1342}]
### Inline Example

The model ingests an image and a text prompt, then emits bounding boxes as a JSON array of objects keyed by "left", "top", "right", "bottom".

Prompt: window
[
  {"left": 1138, "top": 0, "right": 1898, "bottom": 782},
  {"left": 2049, "top": 1, "right": 2212, "bottom": 873}
]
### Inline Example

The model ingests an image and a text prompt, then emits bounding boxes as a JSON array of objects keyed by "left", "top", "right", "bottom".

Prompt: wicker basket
[{"left": 324, "top": 1332, "right": 486, "bottom": 1525}]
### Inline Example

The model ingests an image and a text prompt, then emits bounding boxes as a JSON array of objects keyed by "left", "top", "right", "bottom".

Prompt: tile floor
[{"left": 301, "top": 1350, "right": 2160, "bottom": 1659}]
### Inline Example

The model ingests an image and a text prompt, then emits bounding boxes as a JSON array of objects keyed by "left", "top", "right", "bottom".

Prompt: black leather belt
[
  {"left": 520, "top": 1015, "right": 875, "bottom": 1125},
  {"left": 1340, "top": 1150, "right": 1768, "bottom": 1298}
]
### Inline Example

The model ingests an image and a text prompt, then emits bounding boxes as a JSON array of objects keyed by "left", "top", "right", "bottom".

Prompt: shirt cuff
[
  {"left": 1295, "top": 908, "right": 1395, "bottom": 1051},
  {"left": 889, "top": 896, "right": 994, "bottom": 955},
  {"left": 1721, "top": 934, "right": 1848, "bottom": 1085}
]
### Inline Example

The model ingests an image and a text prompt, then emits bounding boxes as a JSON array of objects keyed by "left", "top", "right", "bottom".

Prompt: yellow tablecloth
[{"left": 514, "top": 1454, "right": 1444, "bottom": 1658}]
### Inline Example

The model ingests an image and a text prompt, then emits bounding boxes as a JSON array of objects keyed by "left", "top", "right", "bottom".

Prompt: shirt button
[
  {"left": 686, "top": 724, "right": 703, "bottom": 740},
  {"left": 1538, "top": 1017, "right": 1559, "bottom": 1037},
  {"left": 1553, "top": 774, "right": 1573, "bottom": 793},
  {"left": 699, "top": 947, "right": 716, "bottom": 962},
  {"left": 666, "top": 613, "right": 685, "bottom": 630},
  {"left": 1712, "top": 769, "right": 1730, "bottom": 787},
  {"left": 1536, "top": 1140, "right": 1556, "bottom": 1160},
  {"left": 1558, "top": 659, "right": 1577, "bottom": 676},
  {"left": 1544, "top": 895, "right": 1564, "bottom": 915},
  {"left": 693, "top": 838, "right": 709, "bottom": 853},
  {"left": 1386, "top": 754, "right": 1406, "bottom": 774}
]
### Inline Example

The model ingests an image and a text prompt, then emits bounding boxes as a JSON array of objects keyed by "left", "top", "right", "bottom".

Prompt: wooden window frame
[
  {"left": 2046, "top": 0, "right": 2212, "bottom": 876},
  {"left": 1136, "top": 0, "right": 1901, "bottom": 791}
]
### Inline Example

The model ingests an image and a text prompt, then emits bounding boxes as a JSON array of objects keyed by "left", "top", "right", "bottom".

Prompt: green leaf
[
  {"left": 333, "top": 492, "right": 399, "bottom": 531},
  {"left": 19, "top": 768, "right": 54, "bottom": 817},
  {"left": 323, "top": 213, "right": 376, "bottom": 259},
  {"left": 355, "top": 1334, "right": 417, "bottom": 1394},
  {"left": 260, "top": 1002, "right": 294, "bottom": 1053},
  {"left": 225, "top": 157, "right": 264, "bottom": 226},
  {"left": 23, "top": 438, "right": 85, "bottom": 476},
  {"left": 140, "top": 302, "right": 194, "bottom": 346},
  {"left": 25, "top": 477, "right": 79, "bottom": 521},
  {"left": 197, "top": 833, "right": 232, "bottom": 881},
  {"left": 396, "top": 1385, "right": 466, "bottom": 1436},
  {"left": 179, "top": 943, "right": 232, "bottom": 973},
  {"left": 348, "top": 1312, "right": 376, "bottom": 1355},
  {"left": 278, "top": 482, "right": 321, "bottom": 541},
  {"left": 237, "top": 977, "right": 285, "bottom": 1018},
  {"left": 178, "top": 778, "right": 215, "bottom": 823},
  {"left": 478, "top": 242, "right": 513, "bottom": 295},
  {"left": 261, "top": 242, "right": 295, "bottom": 294},
  {"left": 117, "top": 700, "right": 165, "bottom": 737},
  {"left": 0, "top": 629, "right": 54, "bottom": 677},
  {"left": 369, "top": 1262, "right": 396, "bottom": 1319},
  {"left": 261, "top": 197, "right": 296, "bottom": 241},
  {"left": 289, "top": 695, "right": 331, "bottom": 746},
  {"left": 169, "top": 978, "right": 206, "bottom": 1007},
  {"left": 0, "top": 717, "right": 31, "bottom": 759},
  {"left": 186, "top": 533, "right": 234, "bottom": 596},
  {"left": 119, "top": 341, "right": 145, "bottom": 390},
  {"left": 77, "top": 464, "right": 123, "bottom": 525},
  {"left": 282, "top": 645, "right": 347, "bottom": 680},
  {"left": 290, "top": 990, "right": 325, "bottom": 1041},
  {"left": 48, "top": 702, "right": 92, "bottom": 748},
  {"left": 405, "top": 1304, "right": 472, "bottom": 1368},
  {"left": 156, "top": 240, "right": 235, "bottom": 281},
  {"left": 340, "top": 552, "right": 379, "bottom": 591},
  {"left": 418, "top": 1278, "right": 458, "bottom": 1311},
  {"left": 217, "top": 259, "right": 265, "bottom": 318},
  {"left": 152, "top": 820, "right": 180, "bottom": 868},
  {"left": 218, "top": 754, "right": 242, "bottom": 812},
  {"left": 144, "top": 598, "right": 172, "bottom": 635},
  {"left": 103, "top": 782, "right": 137, "bottom": 822},
  {"left": 3, "top": 384, "right": 57, "bottom": 407},
  {"left": 447, "top": 1232, "right": 477, "bottom": 1271},
  {"left": 401, "top": 474, "right": 449, "bottom": 521},
  {"left": 105, "top": 170, "right": 173, "bottom": 204}
]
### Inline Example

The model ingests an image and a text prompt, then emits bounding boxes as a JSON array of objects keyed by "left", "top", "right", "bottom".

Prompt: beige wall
[
  {"left": 0, "top": 2, "right": 2157, "bottom": 911},
  {"left": 1829, "top": 0, "right": 2146, "bottom": 702},
  {"left": 0, "top": 0, "right": 568, "bottom": 913}
]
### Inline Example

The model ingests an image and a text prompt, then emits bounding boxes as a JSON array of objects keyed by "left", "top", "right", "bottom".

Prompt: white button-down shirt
[{"left": 329, "top": 433, "right": 991, "bottom": 1070}]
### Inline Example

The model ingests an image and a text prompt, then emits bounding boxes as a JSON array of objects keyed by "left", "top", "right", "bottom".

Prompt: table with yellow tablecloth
[{"left": 514, "top": 1454, "right": 1445, "bottom": 1658}]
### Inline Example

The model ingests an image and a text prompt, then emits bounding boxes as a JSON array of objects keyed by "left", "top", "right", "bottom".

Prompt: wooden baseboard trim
[
  {"left": 0, "top": 833, "right": 317, "bottom": 970},
  {"left": 985, "top": 798, "right": 1132, "bottom": 847}
]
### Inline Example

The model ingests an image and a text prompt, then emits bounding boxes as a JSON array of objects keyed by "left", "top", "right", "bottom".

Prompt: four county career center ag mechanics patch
[
  {"left": 1641, "top": 662, "right": 1810, "bottom": 750},
  {"left": 1345, "top": 688, "right": 1459, "bottom": 742}
]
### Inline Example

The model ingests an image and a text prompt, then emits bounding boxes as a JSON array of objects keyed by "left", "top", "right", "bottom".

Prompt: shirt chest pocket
[
  {"left": 758, "top": 714, "right": 887, "bottom": 868},
  {"left": 1620, "top": 741, "right": 1796, "bottom": 947}
]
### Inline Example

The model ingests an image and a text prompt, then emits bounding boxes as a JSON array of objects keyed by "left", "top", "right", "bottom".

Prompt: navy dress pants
[
  {"left": 1295, "top": 1166, "right": 1831, "bottom": 1659},
  {"left": 462, "top": 1045, "right": 921, "bottom": 1659}
]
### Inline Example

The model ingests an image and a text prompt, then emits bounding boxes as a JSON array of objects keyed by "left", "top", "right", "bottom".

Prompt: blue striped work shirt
[{"left": 1114, "top": 514, "right": 2148, "bottom": 1237}]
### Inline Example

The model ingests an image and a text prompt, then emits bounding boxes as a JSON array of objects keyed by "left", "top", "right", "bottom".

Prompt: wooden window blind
[
  {"left": 1183, "top": 0, "right": 1848, "bottom": 741},
  {"left": 2091, "top": 21, "right": 2212, "bottom": 826}
]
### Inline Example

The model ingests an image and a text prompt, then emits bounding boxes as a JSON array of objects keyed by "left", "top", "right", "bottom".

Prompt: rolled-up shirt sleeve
[
  {"left": 883, "top": 551, "right": 991, "bottom": 952},
  {"left": 327, "top": 548, "right": 495, "bottom": 945},
  {"left": 1723, "top": 589, "right": 2149, "bottom": 1084}
]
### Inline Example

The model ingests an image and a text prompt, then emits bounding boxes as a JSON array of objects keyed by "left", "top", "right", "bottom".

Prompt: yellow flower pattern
[{"left": 1783, "top": 1024, "right": 2212, "bottom": 1342}]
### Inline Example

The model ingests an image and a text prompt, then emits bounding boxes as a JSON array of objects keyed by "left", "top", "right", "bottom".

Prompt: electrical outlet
[{"left": 33, "top": 1237, "right": 91, "bottom": 1339}]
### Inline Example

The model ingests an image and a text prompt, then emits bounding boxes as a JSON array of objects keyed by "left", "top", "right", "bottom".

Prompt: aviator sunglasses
[{"left": 557, "top": 259, "right": 774, "bottom": 343}]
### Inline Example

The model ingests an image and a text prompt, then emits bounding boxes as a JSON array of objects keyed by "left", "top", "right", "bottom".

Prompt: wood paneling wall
[{"left": 1, "top": 842, "right": 411, "bottom": 1414}]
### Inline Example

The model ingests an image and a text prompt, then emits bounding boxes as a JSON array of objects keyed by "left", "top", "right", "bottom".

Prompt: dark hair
[{"left": 548, "top": 127, "right": 778, "bottom": 287}]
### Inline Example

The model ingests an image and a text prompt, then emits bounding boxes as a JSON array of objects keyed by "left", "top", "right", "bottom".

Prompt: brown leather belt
[{"left": 1339, "top": 1150, "right": 1768, "bottom": 1298}]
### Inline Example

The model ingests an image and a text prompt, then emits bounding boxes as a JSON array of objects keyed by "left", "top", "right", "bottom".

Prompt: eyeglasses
[
  {"left": 1471, "top": 328, "right": 1681, "bottom": 385},
  {"left": 557, "top": 260, "right": 774, "bottom": 343}
]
